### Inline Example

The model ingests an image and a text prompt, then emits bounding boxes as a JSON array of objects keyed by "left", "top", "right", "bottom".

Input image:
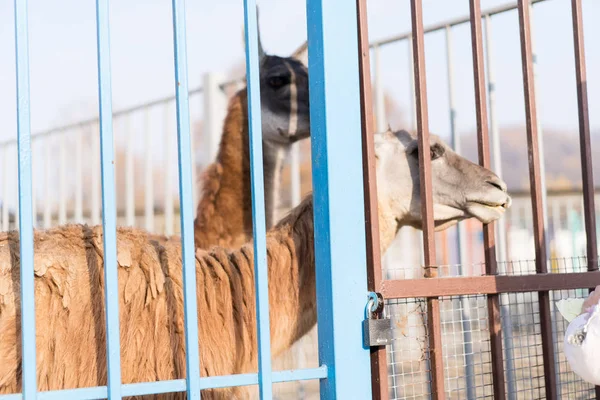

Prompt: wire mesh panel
[
  {"left": 386, "top": 298, "right": 432, "bottom": 400},
  {"left": 500, "top": 292, "right": 546, "bottom": 399},
  {"left": 440, "top": 296, "right": 493, "bottom": 399}
]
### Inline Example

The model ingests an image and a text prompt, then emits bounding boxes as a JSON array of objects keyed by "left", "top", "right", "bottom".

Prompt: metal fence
[
  {"left": 2, "top": 0, "right": 600, "bottom": 399},
  {"left": 358, "top": 0, "right": 600, "bottom": 399},
  {"left": 1, "top": 0, "right": 373, "bottom": 398}
]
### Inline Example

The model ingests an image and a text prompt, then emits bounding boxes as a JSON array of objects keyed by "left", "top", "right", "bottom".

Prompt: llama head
[
  {"left": 252, "top": 8, "right": 310, "bottom": 148},
  {"left": 374, "top": 129, "right": 511, "bottom": 235},
  {"left": 258, "top": 55, "right": 309, "bottom": 147}
]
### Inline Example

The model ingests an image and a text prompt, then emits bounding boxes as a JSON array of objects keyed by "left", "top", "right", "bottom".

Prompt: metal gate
[
  {"left": 359, "top": 0, "right": 600, "bottom": 399},
  {"left": 2, "top": 0, "right": 373, "bottom": 398}
]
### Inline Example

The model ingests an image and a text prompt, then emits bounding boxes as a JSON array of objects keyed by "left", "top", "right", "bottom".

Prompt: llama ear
[
  {"left": 256, "top": 5, "right": 266, "bottom": 61},
  {"left": 240, "top": 5, "right": 266, "bottom": 61}
]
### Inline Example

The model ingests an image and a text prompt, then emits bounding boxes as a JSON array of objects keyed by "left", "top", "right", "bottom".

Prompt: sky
[{"left": 0, "top": 0, "right": 598, "bottom": 142}]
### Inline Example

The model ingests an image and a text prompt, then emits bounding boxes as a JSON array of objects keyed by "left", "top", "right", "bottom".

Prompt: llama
[
  {"left": 0, "top": 129, "right": 511, "bottom": 399},
  {"left": 191, "top": 19, "right": 310, "bottom": 250}
]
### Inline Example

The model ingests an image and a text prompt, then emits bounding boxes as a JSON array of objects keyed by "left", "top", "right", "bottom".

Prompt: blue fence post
[
  {"left": 170, "top": 0, "right": 202, "bottom": 399},
  {"left": 95, "top": 0, "right": 122, "bottom": 398},
  {"left": 14, "top": 0, "right": 37, "bottom": 398},
  {"left": 242, "top": 2, "right": 273, "bottom": 399},
  {"left": 305, "top": 0, "right": 372, "bottom": 398}
]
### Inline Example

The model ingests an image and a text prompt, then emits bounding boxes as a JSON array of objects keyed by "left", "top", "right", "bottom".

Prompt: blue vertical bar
[
  {"left": 95, "top": 1, "right": 122, "bottom": 398},
  {"left": 170, "top": 1, "right": 201, "bottom": 399},
  {"left": 14, "top": 0, "right": 37, "bottom": 398},
  {"left": 305, "top": 0, "right": 372, "bottom": 398},
  {"left": 242, "top": 2, "right": 273, "bottom": 399}
]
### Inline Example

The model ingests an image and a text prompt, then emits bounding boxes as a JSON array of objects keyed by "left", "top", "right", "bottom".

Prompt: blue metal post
[
  {"left": 95, "top": 0, "right": 122, "bottom": 398},
  {"left": 14, "top": 0, "right": 37, "bottom": 397},
  {"left": 242, "top": 2, "right": 273, "bottom": 399},
  {"left": 306, "top": 0, "right": 372, "bottom": 398},
  {"left": 170, "top": 1, "right": 201, "bottom": 398}
]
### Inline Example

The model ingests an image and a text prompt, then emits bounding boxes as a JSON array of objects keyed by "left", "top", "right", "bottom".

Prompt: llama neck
[
  {"left": 193, "top": 91, "right": 281, "bottom": 249},
  {"left": 262, "top": 142, "right": 286, "bottom": 229}
]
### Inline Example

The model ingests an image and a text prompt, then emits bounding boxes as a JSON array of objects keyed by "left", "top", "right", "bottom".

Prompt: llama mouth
[
  {"left": 467, "top": 200, "right": 509, "bottom": 210},
  {"left": 466, "top": 201, "right": 509, "bottom": 224}
]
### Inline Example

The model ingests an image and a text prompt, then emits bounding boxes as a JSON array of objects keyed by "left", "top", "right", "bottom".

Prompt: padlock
[{"left": 362, "top": 310, "right": 393, "bottom": 348}]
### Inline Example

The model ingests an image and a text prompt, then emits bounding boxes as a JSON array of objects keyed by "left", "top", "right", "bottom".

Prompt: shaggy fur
[
  {"left": 0, "top": 196, "right": 316, "bottom": 399},
  {"left": 193, "top": 91, "right": 254, "bottom": 250}
]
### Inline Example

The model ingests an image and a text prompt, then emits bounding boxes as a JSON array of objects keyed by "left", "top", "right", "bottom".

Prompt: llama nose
[{"left": 486, "top": 175, "right": 507, "bottom": 193}]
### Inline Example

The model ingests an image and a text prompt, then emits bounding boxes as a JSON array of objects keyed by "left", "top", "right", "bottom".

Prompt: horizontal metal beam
[
  {"left": 0, "top": 367, "right": 329, "bottom": 400},
  {"left": 380, "top": 271, "right": 600, "bottom": 298}
]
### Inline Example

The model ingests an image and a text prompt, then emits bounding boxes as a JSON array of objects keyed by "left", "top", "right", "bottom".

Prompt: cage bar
[
  {"left": 94, "top": 0, "right": 122, "bottom": 397},
  {"left": 483, "top": 15, "right": 517, "bottom": 398},
  {"left": 242, "top": 1, "right": 273, "bottom": 398},
  {"left": 516, "top": 1, "right": 557, "bottom": 398},
  {"left": 468, "top": 1, "right": 506, "bottom": 398},
  {"left": 356, "top": 0, "right": 388, "bottom": 398},
  {"left": 14, "top": 0, "right": 37, "bottom": 397},
  {"left": 445, "top": 24, "right": 477, "bottom": 400},
  {"left": 170, "top": 0, "right": 201, "bottom": 398},
  {"left": 409, "top": 0, "right": 445, "bottom": 398}
]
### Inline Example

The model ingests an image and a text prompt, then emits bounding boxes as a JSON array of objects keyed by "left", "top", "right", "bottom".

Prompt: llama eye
[
  {"left": 409, "top": 144, "right": 445, "bottom": 160},
  {"left": 268, "top": 76, "right": 289, "bottom": 88},
  {"left": 430, "top": 144, "right": 445, "bottom": 160}
]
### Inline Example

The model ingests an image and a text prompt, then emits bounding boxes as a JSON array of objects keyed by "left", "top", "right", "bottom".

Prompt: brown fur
[
  {"left": 192, "top": 90, "right": 254, "bottom": 250},
  {"left": 0, "top": 195, "right": 316, "bottom": 399}
]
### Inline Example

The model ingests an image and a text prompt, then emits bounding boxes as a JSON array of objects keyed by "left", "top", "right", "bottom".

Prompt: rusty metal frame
[
  {"left": 358, "top": 0, "right": 600, "bottom": 399},
  {"left": 356, "top": 0, "right": 388, "bottom": 398},
  {"left": 409, "top": 1, "right": 445, "bottom": 398},
  {"left": 468, "top": 2, "right": 506, "bottom": 396},
  {"left": 516, "top": 2, "right": 557, "bottom": 398}
]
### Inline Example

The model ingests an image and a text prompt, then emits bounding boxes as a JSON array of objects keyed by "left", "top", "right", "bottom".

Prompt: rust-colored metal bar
[
  {"left": 571, "top": 0, "right": 598, "bottom": 272},
  {"left": 571, "top": 2, "right": 600, "bottom": 397},
  {"left": 410, "top": 1, "right": 445, "bottom": 398},
  {"left": 517, "top": 2, "right": 555, "bottom": 397},
  {"left": 468, "top": 2, "right": 506, "bottom": 398},
  {"left": 356, "top": 0, "right": 383, "bottom": 300},
  {"left": 355, "top": 0, "right": 388, "bottom": 398},
  {"left": 380, "top": 271, "right": 600, "bottom": 298}
]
